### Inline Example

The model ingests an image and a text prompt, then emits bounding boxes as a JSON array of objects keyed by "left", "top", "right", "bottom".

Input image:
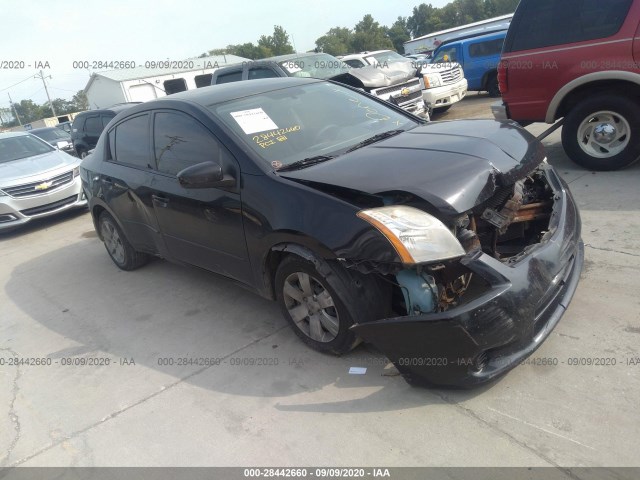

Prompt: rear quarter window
[
  {"left": 216, "top": 71, "right": 243, "bottom": 84},
  {"left": 506, "top": 0, "right": 634, "bottom": 52},
  {"left": 468, "top": 38, "right": 505, "bottom": 58}
]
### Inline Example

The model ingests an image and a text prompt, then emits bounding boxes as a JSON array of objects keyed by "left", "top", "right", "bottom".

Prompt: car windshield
[
  {"left": 0, "top": 135, "right": 55, "bottom": 163},
  {"left": 366, "top": 51, "right": 408, "bottom": 65},
  {"left": 278, "top": 54, "right": 351, "bottom": 80},
  {"left": 210, "top": 81, "right": 418, "bottom": 167},
  {"left": 32, "top": 128, "right": 70, "bottom": 142}
]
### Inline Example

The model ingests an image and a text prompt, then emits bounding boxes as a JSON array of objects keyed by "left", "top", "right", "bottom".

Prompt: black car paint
[
  {"left": 280, "top": 120, "right": 545, "bottom": 217},
  {"left": 81, "top": 78, "right": 583, "bottom": 387}
]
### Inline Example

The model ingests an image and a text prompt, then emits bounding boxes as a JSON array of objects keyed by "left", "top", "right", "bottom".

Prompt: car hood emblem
[{"left": 34, "top": 180, "right": 53, "bottom": 191}]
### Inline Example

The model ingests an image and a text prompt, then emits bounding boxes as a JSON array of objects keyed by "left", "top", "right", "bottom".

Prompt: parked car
[
  {"left": 56, "top": 121, "right": 72, "bottom": 134},
  {"left": 429, "top": 30, "right": 506, "bottom": 100},
  {"left": 29, "top": 126, "right": 76, "bottom": 156},
  {"left": 420, "top": 60, "right": 468, "bottom": 112},
  {"left": 71, "top": 104, "right": 137, "bottom": 159},
  {"left": 341, "top": 50, "right": 413, "bottom": 69},
  {"left": 0, "top": 132, "right": 86, "bottom": 231},
  {"left": 494, "top": 0, "right": 639, "bottom": 170},
  {"left": 81, "top": 78, "right": 583, "bottom": 387},
  {"left": 211, "top": 53, "right": 429, "bottom": 119}
]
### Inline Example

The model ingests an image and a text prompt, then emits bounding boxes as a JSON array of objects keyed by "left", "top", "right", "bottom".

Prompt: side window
[
  {"left": 468, "top": 38, "right": 505, "bottom": 58},
  {"left": 153, "top": 112, "right": 230, "bottom": 177},
  {"left": 344, "top": 59, "right": 364, "bottom": 68},
  {"left": 101, "top": 115, "right": 114, "bottom": 128},
  {"left": 216, "top": 71, "right": 243, "bottom": 84},
  {"left": 84, "top": 116, "right": 102, "bottom": 134},
  {"left": 164, "top": 78, "right": 187, "bottom": 95},
  {"left": 432, "top": 46, "right": 458, "bottom": 63},
  {"left": 508, "top": 0, "right": 633, "bottom": 52},
  {"left": 248, "top": 67, "right": 279, "bottom": 80},
  {"left": 113, "top": 114, "right": 151, "bottom": 169},
  {"left": 195, "top": 74, "right": 213, "bottom": 88}
]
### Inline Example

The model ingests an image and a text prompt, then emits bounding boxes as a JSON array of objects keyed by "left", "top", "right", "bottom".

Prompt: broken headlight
[{"left": 357, "top": 206, "right": 465, "bottom": 264}]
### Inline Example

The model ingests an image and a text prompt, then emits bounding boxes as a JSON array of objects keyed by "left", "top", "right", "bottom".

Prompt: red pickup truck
[{"left": 493, "top": 0, "right": 640, "bottom": 171}]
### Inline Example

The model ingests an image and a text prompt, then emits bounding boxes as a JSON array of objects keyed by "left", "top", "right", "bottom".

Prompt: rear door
[
  {"left": 149, "top": 110, "right": 251, "bottom": 283},
  {"left": 82, "top": 114, "right": 103, "bottom": 148}
]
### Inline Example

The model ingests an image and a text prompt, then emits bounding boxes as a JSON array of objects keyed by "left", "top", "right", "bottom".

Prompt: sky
[{"left": 0, "top": 0, "right": 452, "bottom": 112}]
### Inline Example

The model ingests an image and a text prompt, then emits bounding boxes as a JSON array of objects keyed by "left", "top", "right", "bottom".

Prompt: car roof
[
  {"left": 29, "top": 127, "right": 59, "bottom": 133},
  {"left": 436, "top": 29, "right": 508, "bottom": 49},
  {"left": 151, "top": 77, "right": 324, "bottom": 107},
  {"left": 74, "top": 103, "right": 138, "bottom": 117},
  {"left": 0, "top": 131, "right": 30, "bottom": 139}
]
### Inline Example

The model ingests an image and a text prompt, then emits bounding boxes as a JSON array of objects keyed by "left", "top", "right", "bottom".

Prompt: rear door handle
[{"left": 152, "top": 194, "right": 170, "bottom": 208}]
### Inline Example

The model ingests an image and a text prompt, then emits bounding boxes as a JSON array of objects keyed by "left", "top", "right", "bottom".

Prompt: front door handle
[{"left": 152, "top": 194, "right": 170, "bottom": 208}]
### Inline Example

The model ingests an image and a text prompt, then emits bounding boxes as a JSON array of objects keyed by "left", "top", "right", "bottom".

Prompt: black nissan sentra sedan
[{"left": 81, "top": 77, "right": 584, "bottom": 387}]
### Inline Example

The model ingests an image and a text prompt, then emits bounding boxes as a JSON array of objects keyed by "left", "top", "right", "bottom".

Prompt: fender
[{"left": 546, "top": 71, "right": 640, "bottom": 123}]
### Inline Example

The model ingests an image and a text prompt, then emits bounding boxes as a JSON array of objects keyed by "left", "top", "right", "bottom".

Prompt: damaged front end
[{"left": 350, "top": 164, "right": 584, "bottom": 387}]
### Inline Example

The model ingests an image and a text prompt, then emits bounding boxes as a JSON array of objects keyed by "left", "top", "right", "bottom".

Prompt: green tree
[
  {"left": 315, "top": 27, "right": 353, "bottom": 56},
  {"left": 71, "top": 90, "right": 89, "bottom": 111},
  {"left": 387, "top": 17, "right": 411, "bottom": 53},
  {"left": 407, "top": 3, "right": 440, "bottom": 37},
  {"left": 258, "top": 25, "right": 295, "bottom": 56},
  {"left": 13, "top": 100, "right": 46, "bottom": 124},
  {"left": 351, "top": 14, "right": 394, "bottom": 52}
]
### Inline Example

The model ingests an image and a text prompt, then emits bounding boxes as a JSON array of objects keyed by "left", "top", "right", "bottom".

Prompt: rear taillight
[{"left": 498, "top": 60, "right": 508, "bottom": 94}]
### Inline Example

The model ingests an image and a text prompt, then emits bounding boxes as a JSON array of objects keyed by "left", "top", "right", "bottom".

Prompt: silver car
[{"left": 0, "top": 132, "right": 87, "bottom": 231}]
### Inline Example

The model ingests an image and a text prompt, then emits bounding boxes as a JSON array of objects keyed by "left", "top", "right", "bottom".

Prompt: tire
[
  {"left": 487, "top": 73, "right": 501, "bottom": 98},
  {"left": 274, "top": 255, "right": 390, "bottom": 355},
  {"left": 77, "top": 149, "right": 88, "bottom": 159},
  {"left": 561, "top": 94, "right": 640, "bottom": 171},
  {"left": 98, "top": 212, "right": 149, "bottom": 271}
]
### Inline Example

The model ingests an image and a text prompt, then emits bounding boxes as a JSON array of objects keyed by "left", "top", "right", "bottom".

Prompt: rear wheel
[
  {"left": 562, "top": 94, "right": 640, "bottom": 171},
  {"left": 99, "top": 212, "right": 149, "bottom": 270}
]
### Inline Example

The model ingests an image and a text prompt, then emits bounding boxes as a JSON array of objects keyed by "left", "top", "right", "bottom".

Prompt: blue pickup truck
[{"left": 430, "top": 30, "right": 507, "bottom": 97}]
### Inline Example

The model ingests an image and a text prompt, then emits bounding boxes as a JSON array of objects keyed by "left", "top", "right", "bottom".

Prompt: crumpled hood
[
  {"left": 332, "top": 62, "right": 418, "bottom": 89},
  {"left": 0, "top": 150, "right": 79, "bottom": 187},
  {"left": 280, "top": 120, "right": 545, "bottom": 217}
]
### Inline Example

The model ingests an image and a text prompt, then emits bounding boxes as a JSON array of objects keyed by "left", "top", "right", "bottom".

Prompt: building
[
  {"left": 403, "top": 14, "right": 513, "bottom": 55},
  {"left": 84, "top": 55, "right": 250, "bottom": 109}
]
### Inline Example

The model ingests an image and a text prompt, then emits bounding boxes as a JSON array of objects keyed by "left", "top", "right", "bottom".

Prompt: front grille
[
  {"left": 440, "top": 67, "right": 463, "bottom": 86},
  {"left": 20, "top": 195, "right": 78, "bottom": 217},
  {"left": 373, "top": 78, "right": 421, "bottom": 97},
  {"left": 391, "top": 89, "right": 424, "bottom": 106},
  {"left": 3, "top": 171, "right": 74, "bottom": 198}
]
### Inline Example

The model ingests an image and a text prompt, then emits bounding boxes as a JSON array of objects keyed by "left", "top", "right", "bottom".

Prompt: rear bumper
[{"left": 352, "top": 166, "right": 583, "bottom": 387}]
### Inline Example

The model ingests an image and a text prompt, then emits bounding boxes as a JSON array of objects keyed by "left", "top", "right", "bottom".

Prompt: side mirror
[
  {"left": 56, "top": 141, "right": 67, "bottom": 150},
  {"left": 177, "top": 161, "right": 235, "bottom": 189}
]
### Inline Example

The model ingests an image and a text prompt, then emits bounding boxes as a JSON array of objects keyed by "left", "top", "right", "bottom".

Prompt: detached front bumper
[{"left": 351, "top": 166, "right": 583, "bottom": 387}]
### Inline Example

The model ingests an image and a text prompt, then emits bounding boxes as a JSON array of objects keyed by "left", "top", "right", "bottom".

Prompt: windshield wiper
[
  {"left": 277, "top": 155, "right": 335, "bottom": 172},
  {"left": 345, "top": 129, "right": 405, "bottom": 153}
]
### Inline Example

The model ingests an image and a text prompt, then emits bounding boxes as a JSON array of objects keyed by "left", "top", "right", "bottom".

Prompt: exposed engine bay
[{"left": 393, "top": 168, "right": 556, "bottom": 317}]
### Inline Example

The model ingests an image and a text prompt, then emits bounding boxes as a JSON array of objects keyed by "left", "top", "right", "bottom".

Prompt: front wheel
[
  {"left": 561, "top": 95, "right": 640, "bottom": 171},
  {"left": 275, "top": 255, "right": 390, "bottom": 355}
]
